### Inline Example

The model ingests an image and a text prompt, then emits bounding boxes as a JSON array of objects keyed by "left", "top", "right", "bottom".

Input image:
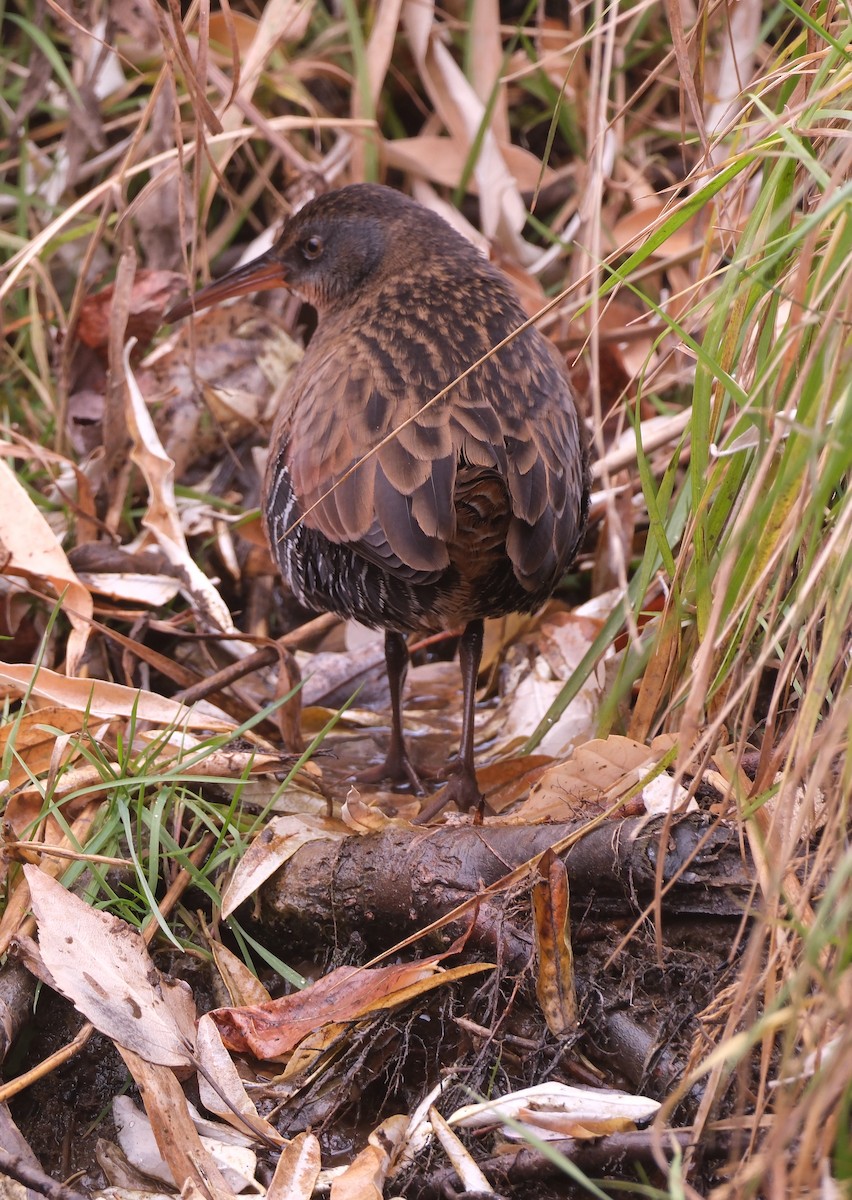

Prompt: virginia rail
[{"left": 166, "top": 184, "right": 589, "bottom": 817}]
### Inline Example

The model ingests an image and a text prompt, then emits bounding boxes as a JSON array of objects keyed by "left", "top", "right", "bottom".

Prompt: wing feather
[{"left": 275, "top": 304, "right": 586, "bottom": 594}]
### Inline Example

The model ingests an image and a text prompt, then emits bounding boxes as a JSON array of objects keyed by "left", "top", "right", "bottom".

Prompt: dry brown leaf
[
  {"left": 76, "top": 270, "right": 185, "bottom": 352},
  {"left": 629, "top": 608, "right": 680, "bottom": 742},
  {"left": 341, "top": 788, "right": 418, "bottom": 829},
  {"left": 532, "top": 849, "right": 577, "bottom": 1036},
  {"left": 220, "top": 813, "right": 348, "bottom": 918},
  {"left": 0, "top": 660, "right": 232, "bottom": 729},
  {"left": 266, "top": 1131, "right": 322, "bottom": 1200},
  {"left": 122, "top": 342, "right": 236, "bottom": 634},
  {"left": 401, "top": 0, "right": 532, "bottom": 260},
  {"left": 518, "top": 733, "right": 676, "bottom": 822},
  {"left": 211, "top": 941, "right": 274, "bottom": 1008},
  {"left": 210, "top": 957, "right": 493, "bottom": 1060},
  {"left": 0, "top": 706, "right": 88, "bottom": 792},
  {"left": 475, "top": 754, "right": 555, "bottom": 814},
  {"left": 611, "top": 203, "right": 698, "bottom": 259},
  {"left": 383, "top": 136, "right": 555, "bottom": 196},
  {"left": 0, "top": 458, "right": 93, "bottom": 675},
  {"left": 330, "top": 1115, "right": 408, "bottom": 1200},
  {"left": 196, "top": 1014, "right": 285, "bottom": 1145},
  {"left": 4, "top": 759, "right": 117, "bottom": 843},
  {"left": 25, "top": 867, "right": 197, "bottom": 1067}
]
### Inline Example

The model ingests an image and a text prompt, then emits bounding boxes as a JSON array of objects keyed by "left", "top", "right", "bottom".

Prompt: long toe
[
  {"left": 357, "top": 751, "right": 428, "bottom": 795},
  {"left": 413, "top": 764, "right": 484, "bottom": 823}
]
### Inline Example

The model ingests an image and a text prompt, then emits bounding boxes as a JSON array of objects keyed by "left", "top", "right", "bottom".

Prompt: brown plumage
[{"left": 166, "top": 183, "right": 589, "bottom": 817}]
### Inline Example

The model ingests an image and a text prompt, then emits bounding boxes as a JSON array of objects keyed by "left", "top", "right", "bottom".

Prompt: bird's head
[{"left": 165, "top": 184, "right": 450, "bottom": 323}]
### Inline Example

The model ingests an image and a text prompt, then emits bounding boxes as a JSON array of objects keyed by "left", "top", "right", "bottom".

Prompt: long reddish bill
[{"left": 164, "top": 251, "right": 288, "bottom": 323}]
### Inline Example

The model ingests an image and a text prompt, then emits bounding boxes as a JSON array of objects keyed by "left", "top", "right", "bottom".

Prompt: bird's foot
[
  {"left": 413, "top": 764, "right": 485, "bottom": 824},
  {"left": 357, "top": 748, "right": 431, "bottom": 796}
]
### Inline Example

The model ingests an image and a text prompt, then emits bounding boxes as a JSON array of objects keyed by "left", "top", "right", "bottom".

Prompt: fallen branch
[{"left": 259, "top": 814, "right": 752, "bottom": 967}]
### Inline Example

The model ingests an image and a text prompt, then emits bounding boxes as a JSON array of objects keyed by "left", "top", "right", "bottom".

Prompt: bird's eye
[{"left": 302, "top": 235, "right": 324, "bottom": 260}]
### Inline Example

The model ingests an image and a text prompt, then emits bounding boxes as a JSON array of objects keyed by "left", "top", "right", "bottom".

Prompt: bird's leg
[
  {"left": 415, "top": 618, "right": 485, "bottom": 822},
  {"left": 357, "top": 630, "right": 426, "bottom": 794}
]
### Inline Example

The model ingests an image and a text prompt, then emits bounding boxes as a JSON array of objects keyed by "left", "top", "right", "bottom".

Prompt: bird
[{"left": 166, "top": 183, "right": 589, "bottom": 818}]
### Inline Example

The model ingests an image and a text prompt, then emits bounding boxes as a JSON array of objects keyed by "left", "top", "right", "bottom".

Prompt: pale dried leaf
[
  {"left": 236, "top": 0, "right": 315, "bottom": 105},
  {"left": 450, "top": 1082, "right": 660, "bottom": 1140},
  {"left": 428, "top": 1107, "right": 490, "bottom": 1193},
  {"left": 641, "top": 772, "right": 696, "bottom": 815},
  {"left": 196, "top": 1014, "right": 285, "bottom": 1144},
  {"left": 267, "top": 1132, "right": 322, "bottom": 1200},
  {"left": 112, "top": 1092, "right": 242, "bottom": 1198},
  {"left": 75, "top": 571, "right": 182, "bottom": 605},
  {"left": 122, "top": 341, "right": 236, "bottom": 634},
  {"left": 220, "top": 814, "right": 347, "bottom": 917},
  {"left": 468, "top": 0, "right": 508, "bottom": 142},
  {"left": 0, "top": 458, "right": 93, "bottom": 675},
  {"left": 0, "top": 661, "right": 233, "bottom": 730},
  {"left": 330, "top": 1115, "right": 408, "bottom": 1200},
  {"left": 25, "top": 867, "right": 197, "bottom": 1067}
]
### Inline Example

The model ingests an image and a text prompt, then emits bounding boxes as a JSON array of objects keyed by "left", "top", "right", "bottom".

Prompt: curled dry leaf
[
  {"left": 267, "top": 1131, "right": 322, "bottom": 1200},
  {"left": 210, "top": 956, "right": 493, "bottom": 1061},
  {"left": 450, "top": 1081, "right": 660, "bottom": 1141},
  {"left": 76, "top": 270, "right": 186, "bottom": 353},
  {"left": 0, "top": 459, "right": 93, "bottom": 676},
  {"left": 532, "top": 850, "right": 577, "bottom": 1036},
  {"left": 0, "top": 706, "right": 88, "bottom": 793},
  {"left": 220, "top": 813, "right": 348, "bottom": 918},
  {"left": 341, "top": 788, "right": 414, "bottom": 831},
  {"left": 196, "top": 1014, "right": 285, "bottom": 1145},
  {"left": 121, "top": 341, "right": 236, "bottom": 634},
  {"left": 211, "top": 940, "right": 274, "bottom": 1008},
  {"left": 329, "top": 1115, "right": 409, "bottom": 1200},
  {"left": 25, "top": 867, "right": 197, "bottom": 1067},
  {"left": 0, "top": 661, "right": 233, "bottom": 730},
  {"left": 428, "top": 1108, "right": 491, "bottom": 1194}
]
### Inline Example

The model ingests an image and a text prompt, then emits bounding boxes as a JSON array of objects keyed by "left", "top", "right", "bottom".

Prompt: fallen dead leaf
[
  {"left": 76, "top": 270, "right": 185, "bottom": 353},
  {"left": 266, "top": 1131, "right": 322, "bottom": 1200},
  {"left": 196, "top": 1014, "right": 285, "bottom": 1145},
  {"left": 0, "top": 661, "right": 233, "bottom": 730},
  {"left": 517, "top": 733, "right": 676, "bottom": 823},
  {"left": 122, "top": 341, "right": 236, "bottom": 634},
  {"left": 0, "top": 458, "right": 93, "bottom": 675},
  {"left": 533, "top": 850, "right": 577, "bottom": 1035},
  {"left": 329, "top": 1114, "right": 408, "bottom": 1200},
  {"left": 220, "top": 813, "right": 348, "bottom": 917},
  {"left": 210, "top": 955, "right": 493, "bottom": 1060},
  {"left": 450, "top": 1081, "right": 661, "bottom": 1141},
  {"left": 25, "top": 867, "right": 198, "bottom": 1067},
  {"left": 0, "top": 706, "right": 88, "bottom": 792}
]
